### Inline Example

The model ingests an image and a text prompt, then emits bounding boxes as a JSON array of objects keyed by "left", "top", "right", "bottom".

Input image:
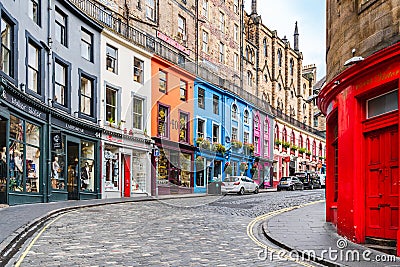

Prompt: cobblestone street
[{"left": 11, "top": 190, "right": 325, "bottom": 267}]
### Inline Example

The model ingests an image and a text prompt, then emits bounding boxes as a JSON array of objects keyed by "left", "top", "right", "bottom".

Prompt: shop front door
[
  {"left": 67, "top": 141, "right": 80, "bottom": 200},
  {"left": 365, "top": 126, "right": 399, "bottom": 240},
  {"left": 123, "top": 155, "right": 130, "bottom": 197}
]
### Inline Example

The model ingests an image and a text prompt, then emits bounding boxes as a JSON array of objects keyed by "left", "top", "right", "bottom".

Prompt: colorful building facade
[{"left": 151, "top": 55, "right": 195, "bottom": 195}]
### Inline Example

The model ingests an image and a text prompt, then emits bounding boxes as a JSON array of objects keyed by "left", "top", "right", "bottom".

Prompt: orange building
[{"left": 150, "top": 55, "right": 195, "bottom": 195}]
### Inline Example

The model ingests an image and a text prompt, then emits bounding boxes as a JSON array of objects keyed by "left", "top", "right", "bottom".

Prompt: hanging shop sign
[{"left": 51, "top": 132, "right": 62, "bottom": 150}]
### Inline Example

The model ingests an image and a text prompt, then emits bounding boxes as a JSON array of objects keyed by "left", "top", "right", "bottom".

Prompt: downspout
[
  {"left": 240, "top": 1, "right": 244, "bottom": 89},
  {"left": 46, "top": 0, "right": 53, "bottom": 202}
]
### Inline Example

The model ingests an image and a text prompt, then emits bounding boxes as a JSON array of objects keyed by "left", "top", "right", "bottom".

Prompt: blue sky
[{"left": 244, "top": 0, "right": 326, "bottom": 81}]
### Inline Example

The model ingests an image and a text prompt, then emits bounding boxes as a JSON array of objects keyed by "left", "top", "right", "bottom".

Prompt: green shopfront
[{"left": 0, "top": 79, "right": 101, "bottom": 205}]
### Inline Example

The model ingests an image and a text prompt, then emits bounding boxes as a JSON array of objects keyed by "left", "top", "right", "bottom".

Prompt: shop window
[
  {"left": 104, "top": 150, "right": 119, "bottom": 191},
  {"left": 367, "top": 90, "right": 398, "bottom": 119},
  {"left": 51, "top": 134, "right": 66, "bottom": 190},
  {"left": 133, "top": 57, "right": 144, "bottom": 84},
  {"left": 106, "top": 86, "right": 118, "bottom": 124},
  {"left": 29, "top": 0, "right": 40, "bottom": 25},
  {"left": 213, "top": 95, "right": 219, "bottom": 115},
  {"left": 179, "top": 112, "right": 189, "bottom": 143},
  {"left": 232, "top": 161, "right": 238, "bottom": 176},
  {"left": 81, "top": 141, "right": 94, "bottom": 192},
  {"left": 27, "top": 41, "right": 41, "bottom": 95},
  {"left": 106, "top": 44, "right": 117, "bottom": 73},
  {"left": 159, "top": 70, "right": 167, "bottom": 93},
  {"left": 54, "top": 60, "right": 67, "bottom": 106},
  {"left": 180, "top": 153, "right": 191, "bottom": 187},
  {"left": 132, "top": 96, "right": 143, "bottom": 130},
  {"left": 80, "top": 74, "right": 94, "bottom": 117},
  {"left": 9, "top": 115, "right": 41, "bottom": 193},
  {"left": 1, "top": 16, "right": 15, "bottom": 78},
  {"left": 158, "top": 105, "right": 169, "bottom": 137},
  {"left": 132, "top": 152, "right": 146, "bottom": 192},
  {"left": 198, "top": 88, "right": 205, "bottom": 109},
  {"left": 0, "top": 121, "right": 6, "bottom": 193},
  {"left": 196, "top": 156, "right": 205, "bottom": 187},
  {"left": 81, "top": 28, "right": 93, "bottom": 62},
  {"left": 180, "top": 80, "right": 187, "bottom": 101},
  {"left": 157, "top": 149, "right": 168, "bottom": 183},
  {"left": 55, "top": 8, "right": 67, "bottom": 46}
]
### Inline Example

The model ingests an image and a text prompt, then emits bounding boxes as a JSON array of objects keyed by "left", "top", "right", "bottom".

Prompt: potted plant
[
  {"left": 196, "top": 137, "right": 204, "bottom": 147},
  {"left": 199, "top": 139, "right": 211, "bottom": 150},
  {"left": 240, "top": 162, "right": 248, "bottom": 173},
  {"left": 298, "top": 147, "right": 306, "bottom": 154},
  {"left": 282, "top": 141, "right": 291, "bottom": 149},
  {"left": 195, "top": 156, "right": 204, "bottom": 171},
  {"left": 212, "top": 143, "right": 226, "bottom": 155},
  {"left": 243, "top": 143, "right": 254, "bottom": 155},
  {"left": 231, "top": 140, "right": 243, "bottom": 149},
  {"left": 225, "top": 165, "right": 233, "bottom": 175},
  {"left": 274, "top": 139, "right": 282, "bottom": 146}
]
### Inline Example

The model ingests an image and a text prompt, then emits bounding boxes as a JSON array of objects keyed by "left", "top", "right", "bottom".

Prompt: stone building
[
  {"left": 243, "top": 1, "right": 317, "bottom": 128},
  {"left": 320, "top": 0, "right": 400, "bottom": 255}
]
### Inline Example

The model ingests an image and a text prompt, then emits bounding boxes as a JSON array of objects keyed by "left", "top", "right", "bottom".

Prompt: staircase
[{"left": 364, "top": 237, "right": 397, "bottom": 256}]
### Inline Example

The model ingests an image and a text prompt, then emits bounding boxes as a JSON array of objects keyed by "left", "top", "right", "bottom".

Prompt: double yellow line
[
  {"left": 15, "top": 211, "right": 76, "bottom": 267},
  {"left": 246, "top": 200, "right": 325, "bottom": 267}
]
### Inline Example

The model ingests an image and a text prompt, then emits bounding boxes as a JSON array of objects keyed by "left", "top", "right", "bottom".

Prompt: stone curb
[
  {"left": 261, "top": 206, "right": 344, "bottom": 267},
  {"left": 0, "top": 193, "right": 209, "bottom": 265}
]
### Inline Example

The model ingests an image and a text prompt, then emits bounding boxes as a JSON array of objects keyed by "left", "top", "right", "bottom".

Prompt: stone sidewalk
[{"left": 263, "top": 201, "right": 400, "bottom": 267}]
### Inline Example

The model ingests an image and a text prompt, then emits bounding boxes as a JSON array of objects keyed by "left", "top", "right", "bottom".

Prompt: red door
[
  {"left": 123, "top": 155, "right": 131, "bottom": 197},
  {"left": 365, "top": 126, "right": 399, "bottom": 239}
]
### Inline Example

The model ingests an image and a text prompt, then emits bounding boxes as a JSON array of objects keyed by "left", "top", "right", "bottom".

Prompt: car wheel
[
  {"left": 301, "top": 185, "right": 304, "bottom": 190},
  {"left": 310, "top": 184, "right": 314, "bottom": 190},
  {"left": 290, "top": 185, "right": 295, "bottom": 191},
  {"left": 277, "top": 188, "right": 281, "bottom": 192},
  {"left": 254, "top": 187, "right": 259, "bottom": 194},
  {"left": 238, "top": 187, "right": 245, "bottom": 195}
]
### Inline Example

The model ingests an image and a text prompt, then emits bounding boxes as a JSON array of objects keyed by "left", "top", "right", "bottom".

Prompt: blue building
[
  {"left": 193, "top": 78, "right": 256, "bottom": 193},
  {"left": 193, "top": 78, "right": 226, "bottom": 193},
  {"left": 223, "top": 91, "right": 254, "bottom": 180}
]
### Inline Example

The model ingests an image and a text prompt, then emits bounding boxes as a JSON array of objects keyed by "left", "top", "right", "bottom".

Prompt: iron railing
[{"left": 69, "top": 0, "right": 325, "bottom": 138}]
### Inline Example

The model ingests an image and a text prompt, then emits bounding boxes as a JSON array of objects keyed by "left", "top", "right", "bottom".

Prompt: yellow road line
[
  {"left": 246, "top": 200, "right": 324, "bottom": 267},
  {"left": 15, "top": 211, "right": 76, "bottom": 267}
]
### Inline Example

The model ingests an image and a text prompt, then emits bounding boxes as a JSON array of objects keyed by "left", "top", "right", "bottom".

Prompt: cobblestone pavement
[{"left": 11, "top": 190, "right": 325, "bottom": 267}]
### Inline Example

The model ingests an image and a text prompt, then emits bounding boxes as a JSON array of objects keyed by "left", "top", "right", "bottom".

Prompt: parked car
[
  {"left": 294, "top": 172, "right": 321, "bottom": 189},
  {"left": 277, "top": 176, "right": 304, "bottom": 191},
  {"left": 319, "top": 174, "right": 326, "bottom": 188},
  {"left": 221, "top": 176, "right": 259, "bottom": 195}
]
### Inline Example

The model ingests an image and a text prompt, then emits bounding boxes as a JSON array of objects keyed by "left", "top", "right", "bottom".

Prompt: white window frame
[
  {"left": 132, "top": 96, "right": 144, "bottom": 130},
  {"left": 197, "top": 117, "right": 206, "bottom": 139},
  {"left": 202, "top": 30, "right": 209, "bottom": 53}
]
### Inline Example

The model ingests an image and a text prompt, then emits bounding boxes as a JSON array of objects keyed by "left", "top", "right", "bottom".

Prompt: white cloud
[{"left": 244, "top": 0, "right": 326, "bottom": 80}]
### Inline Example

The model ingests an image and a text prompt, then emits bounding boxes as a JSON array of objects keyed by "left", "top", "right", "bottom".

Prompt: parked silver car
[
  {"left": 221, "top": 176, "right": 259, "bottom": 195},
  {"left": 277, "top": 176, "right": 304, "bottom": 191}
]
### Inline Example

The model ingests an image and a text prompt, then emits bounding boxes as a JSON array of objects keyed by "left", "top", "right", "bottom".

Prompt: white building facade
[{"left": 100, "top": 29, "right": 152, "bottom": 198}]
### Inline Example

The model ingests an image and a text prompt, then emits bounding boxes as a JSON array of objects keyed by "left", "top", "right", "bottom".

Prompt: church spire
[
  {"left": 294, "top": 21, "right": 299, "bottom": 52},
  {"left": 251, "top": 0, "right": 257, "bottom": 15}
]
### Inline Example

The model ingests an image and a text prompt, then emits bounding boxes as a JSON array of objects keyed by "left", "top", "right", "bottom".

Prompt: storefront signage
[
  {"left": 51, "top": 117, "right": 100, "bottom": 138},
  {"left": 106, "top": 135, "right": 123, "bottom": 144},
  {"left": 51, "top": 132, "right": 62, "bottom": 150},
  {"left": 156, "top": 31, "right": 190, "bottom": 56},
  {"left": 355, "top": 67, "right": 400, "bottom": 90},
  {"left": 5, "top": 95, "right": 46, "bottom": 120}
]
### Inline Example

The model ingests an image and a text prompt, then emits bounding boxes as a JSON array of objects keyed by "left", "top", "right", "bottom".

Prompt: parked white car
[{"left": 221, "top": 176, "right": 259, "bottom": 195}]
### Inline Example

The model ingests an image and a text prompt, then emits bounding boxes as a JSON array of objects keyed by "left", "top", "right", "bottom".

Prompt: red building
[{"left": 318, "top": 42, "right": 400, "bottom": 253}]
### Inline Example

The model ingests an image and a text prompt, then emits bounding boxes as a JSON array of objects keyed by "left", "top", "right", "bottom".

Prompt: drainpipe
[
  {"left": 46, "top": 0, "right": 53, "bottom": 202},
  {"left": 239, "top": 1, "right": 244, "bottom": 89}
]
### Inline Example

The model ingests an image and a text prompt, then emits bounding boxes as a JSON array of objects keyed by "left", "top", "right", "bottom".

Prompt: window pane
[
  {"left": 367, "top": 90, "right": 398, "bottom": 118},
  {"left": 26, "top": 145, "right": 40, "bottom": 192},
  {"left": 133, "top": 97, "right": 143, "bottom": 130},
  {"left": 10, "top": 115, "right": 24, "bottom": 142},
  {"left": 26, "top": 122, "right": 40, "bottom": 147}
]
